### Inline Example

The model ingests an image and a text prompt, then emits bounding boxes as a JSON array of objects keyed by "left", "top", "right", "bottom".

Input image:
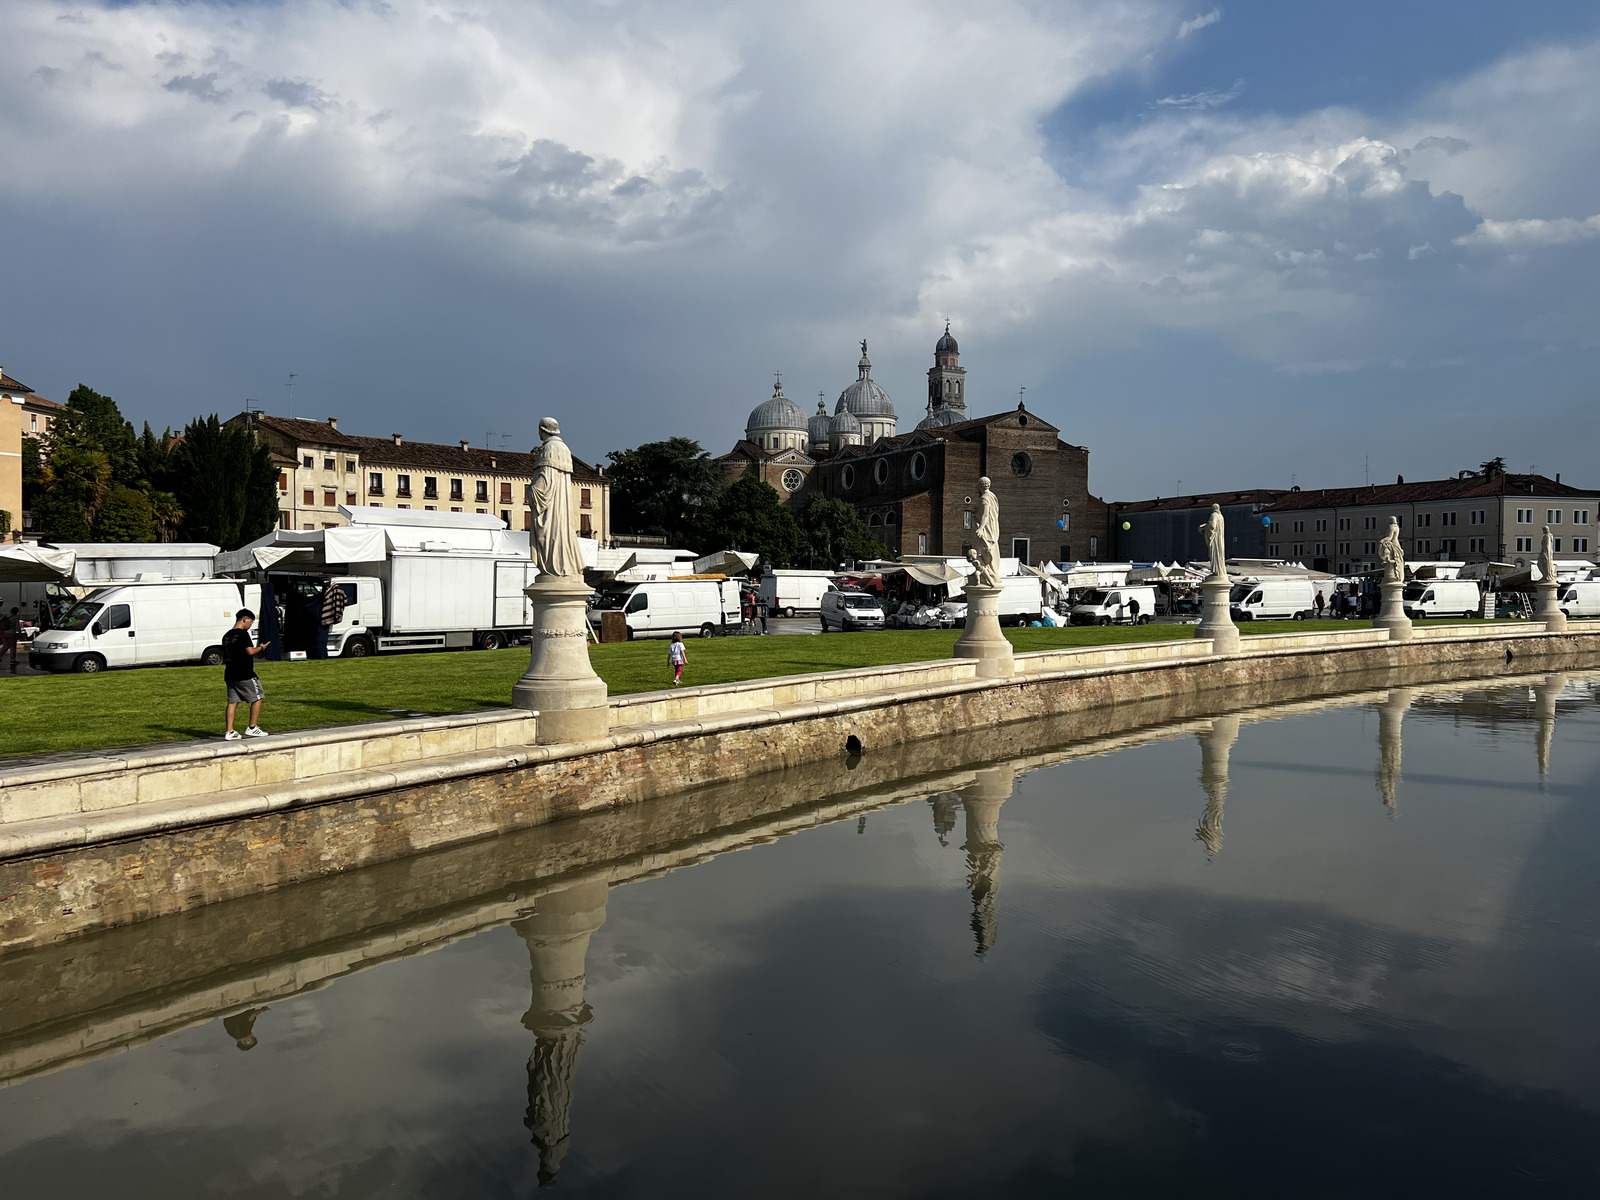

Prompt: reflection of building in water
[
  {"left": 513, "top": 878, "right": 609, "bottom": 1189},
  {"left": 1195, "top": 715, "right": 1240, "bottom": 857},
  {"left": 1376, "top": 688, "right": 1416, "bottom": 811},
  {"left": 928, "top": 791, "right": 961, "bottom": 847},
  {"left": 961, "top": 767, "right": 1016, "bottom": 955},
  {"left": 220, "top": 1006, "right": 267, "bottom": 1051},
  {"left": 1534, "top": 672, "right": 1568, "bottom": 779}
]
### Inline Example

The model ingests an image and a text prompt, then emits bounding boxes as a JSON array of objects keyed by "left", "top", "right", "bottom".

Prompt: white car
[{"left": 820, "top": 590, "right": 885, "bottom": 632}]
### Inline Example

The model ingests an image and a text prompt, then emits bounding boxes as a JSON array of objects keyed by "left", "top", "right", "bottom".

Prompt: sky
[{"left": 2, "top": 0, "right": 1598, "bottom": 501}]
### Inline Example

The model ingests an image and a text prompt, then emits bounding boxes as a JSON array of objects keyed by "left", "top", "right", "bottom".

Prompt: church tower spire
[{"left": 920, "top": 321, "right": 968, "bottom": 430}]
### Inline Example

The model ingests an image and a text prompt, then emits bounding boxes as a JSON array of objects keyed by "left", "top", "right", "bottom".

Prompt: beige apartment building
[
  {"left": 1, "top": 367, "right": 65, "bottom": 535},
  {"left": 1261, "top": 473, "right": 1598, "bottom": 574},
  {"left": 233, "top": 413, "right": 611, "bottom": 545}
]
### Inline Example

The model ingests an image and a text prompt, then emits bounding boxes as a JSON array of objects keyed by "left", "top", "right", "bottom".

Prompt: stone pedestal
[
  {"left": 953, "top": 585, "right": 1015, "bottom": 678},
  {"left": 512, "top": 577, "right": 609, "bottom": 744},
  {"left": 1373, "top": 579, "right": 1413, "bottom": 641},
  {"left": 1535, "top": 581, "right": 1568, "bottom": 633},
  {"left": 1194, "top": 577, "right": 1240, "bottom": 654}
]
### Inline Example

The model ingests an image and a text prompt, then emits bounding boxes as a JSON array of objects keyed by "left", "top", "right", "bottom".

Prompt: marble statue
[
  {"left": 967, "top": 476, "right": 1002, "bottom": 589},
  {"left": 1199, "top": 504, "right": 1228, "bottom": 581},
  {"left": 1379, "top": 517, "right": 1405, "bottom": 584},
  {"left": 1539, "top": 524, "right": 1557, "bottom": 583},
  {"left": 531, "top": 417, "right": 583, "bottom": 581}
]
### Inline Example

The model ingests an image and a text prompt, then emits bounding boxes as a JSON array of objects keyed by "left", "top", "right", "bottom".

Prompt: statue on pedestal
[
  {"left": 1379, "top": 517, "right": 1405, "bottom": 584},
  {"left": 1538, "top": 524, "right": 1557, "bottom": 583},
  {"left": 967, "top": 477, "right": 1002, "bottom": 589},
  {"left": 1199, "top": 504, "right": 1229, "bottom": 582},
  {"left": 532, "top": 418, "right": 583, "bottom": 581}
]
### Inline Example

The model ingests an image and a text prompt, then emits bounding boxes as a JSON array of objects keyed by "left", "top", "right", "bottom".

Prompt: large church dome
[
  {"left": 836, "top": 341, "right": 896, "bottom": 420},
  {"left": 746, "top": 379, "right": 807, "bottom": 434}
]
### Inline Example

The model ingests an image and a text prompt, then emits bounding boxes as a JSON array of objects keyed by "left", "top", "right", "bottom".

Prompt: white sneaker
[
  {"left": 244, "top": 726, "right": 269, "bottom": 738},
  {"left": 223, "top": 730, "right": 242, "bottom": 741}
]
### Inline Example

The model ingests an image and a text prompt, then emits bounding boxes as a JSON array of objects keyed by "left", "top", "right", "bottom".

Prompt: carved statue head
[
  {"left": 978, "top": 476, "right": 991, "bottom": 493},
  {"left": 538, "top": 417, "right": 561, "bottom": 442},
  {"left": 1211, "top": 503, "right": 1221, "bottom": 515},
  {"left": 1388, "top": 516, "right": 1399, "bottom": 533}
]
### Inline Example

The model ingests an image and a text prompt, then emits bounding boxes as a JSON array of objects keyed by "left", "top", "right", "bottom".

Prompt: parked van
[
  {"left": 1228, "top": 578, "right": 1316, "bottom": 621},
  {"left": 1402, "top": 579, "right": 1483, "bottom": 620},
  {"left": 1069, "top": 586, "right": 1158, "bottom": 626},
  {"left": 28, "top": 579, "right": 258, "bottom": 673},
  {"left": 613, "top": 579, "right": 740, "bottom": 640},
  {"left": 1558, "top": 580, "right": 1600, "bottom": 618},
  {"left": 758, "top": 570, "right": 836, "bottom": 618},
  {"left": 821, "top": 590, "right": 886, "bottom": 632}
]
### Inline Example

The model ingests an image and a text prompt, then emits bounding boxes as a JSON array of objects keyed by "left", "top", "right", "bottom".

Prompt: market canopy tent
[{"left": 0, "top": 544, "right": 75, "bottom": 584}]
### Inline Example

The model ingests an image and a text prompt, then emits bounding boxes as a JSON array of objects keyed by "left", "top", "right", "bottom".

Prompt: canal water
[{"left": 2, "top": 671, "right": 1599, "bottom": 1197}]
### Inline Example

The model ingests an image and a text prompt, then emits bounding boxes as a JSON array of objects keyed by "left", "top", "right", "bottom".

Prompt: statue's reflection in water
[
  {"left": 221, "top": 1006, "right": 267, "bottom": 1052},
  {"left": 961, "top": 766, "right": 1016, "bottom": 956},
  {"left": 1195, "top": 715, "right": 1239, "bottom": 858},
  {"left": 1376, "top": 688, "right": 1415, "bottom": 812},
  {"left": 513, "top": 878, "right": 609, "bottom": 1189},
  {"left": 1534, "top": 672, "right": 1567, "bottom": 781}
]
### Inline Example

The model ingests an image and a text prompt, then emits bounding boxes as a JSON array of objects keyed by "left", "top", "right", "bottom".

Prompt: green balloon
[{"left": 1122, "top": 521, "right": 1131, "bottom": 530}]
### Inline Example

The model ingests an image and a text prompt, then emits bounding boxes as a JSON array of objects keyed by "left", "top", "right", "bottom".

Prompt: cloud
[
  {"left": 163, "top": 72, "right": 228, "bottom": 103},
  {"left": 1177, "top": 8, "right": 1222, "bottom": 39},
  {"left": 1153, "top": 79, "right": 1245, "bottom": 109},
  {"left": 1412, "top": 135, "right": 1470, "bottom": 156},
  {"left": 263, "top": 77, "right": 332, "bottom": 111},
  {"left": 1455, "top": 215, "right": 1600, "bottom": 248}
]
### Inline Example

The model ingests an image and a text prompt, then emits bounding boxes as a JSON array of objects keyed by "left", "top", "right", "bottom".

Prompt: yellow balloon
[{"left": 1122, "top": 522, "right": 1131, "bottom": 530}]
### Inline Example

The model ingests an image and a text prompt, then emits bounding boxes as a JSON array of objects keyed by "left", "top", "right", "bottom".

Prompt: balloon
[{"left": 1122, "top": 522, "right": 1131, "bottom": 530}]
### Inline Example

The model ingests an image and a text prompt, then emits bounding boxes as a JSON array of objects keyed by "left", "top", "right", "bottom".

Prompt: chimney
[
  {"left": 327, "top": 417, "right": 338, "bottom": 431},
  {"left": 1556, "top": 472, "right": 1561, "bottom": 483},
  {"left": 391, "top": 433, "right": 402, "bottom": 446},
  {"left": 1396, "top": 474, "right": 1404, "bottom": 484},
  {"left": 460, "top": 440, "right": 470, "bottom": 451}
]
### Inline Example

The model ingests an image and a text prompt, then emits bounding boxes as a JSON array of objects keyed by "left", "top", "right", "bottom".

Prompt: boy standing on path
[
  {"left": 668, "top": 631, "right": 688, "bottom": 686},
  {"left": 222, "top": 609, "right": 271, "bottom": 740}
]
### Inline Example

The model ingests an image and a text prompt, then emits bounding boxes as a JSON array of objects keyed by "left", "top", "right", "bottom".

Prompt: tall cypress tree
[{"left": 168, "top": 416, "right": 280, "bottom": 549}]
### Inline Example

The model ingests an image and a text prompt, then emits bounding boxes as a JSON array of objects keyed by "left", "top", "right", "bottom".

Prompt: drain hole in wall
[{"left": 845, "top": 735, "right": 863, "bottom": 755}]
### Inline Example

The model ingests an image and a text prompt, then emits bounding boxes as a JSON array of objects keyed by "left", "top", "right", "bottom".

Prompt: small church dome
[{"left": 935, "top": 321, "right": 959, "bottom": 355}]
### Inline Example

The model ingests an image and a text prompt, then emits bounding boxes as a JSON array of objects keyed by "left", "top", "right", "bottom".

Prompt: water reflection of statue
[
  {"left": 967, "top": 477, "right": 1002, "bottom": 589},
  {"left": 1534, "top": 672, "right": 1567, "bottom": 778},
  {"left": 1195, "top": 715, "right": 1240, "bottom": 857},
  {"left": 221, "top": 1006, "right": 268, "bottom": 1051},
  {"left": 1379, "top": 517, "right": 1405, "bottom": 584},
  {"left": 1538, "top": 525, "right": 1557, "bottom": 583},
  {"left": 531, "top": 417, "right": 584, "bottom": 581},
  {"left": 1376, "top": 688, "right": 1415, "bottom": 811},
  {"left": 928, "top": 791, "right": 961, "bottom": 847},
  {"left": 1199, "top": 504, "right": 1229, "bottom": 582},
  {"left": 514, "top": 878, "right": 609, "bottom": 1188},
  {"left": 960, "top": 766, "right": 1016, "bottom": 954}
]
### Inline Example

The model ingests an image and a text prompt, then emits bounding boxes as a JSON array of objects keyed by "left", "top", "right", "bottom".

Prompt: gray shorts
[{"left": 226, "top": 677, "right": 265, "bottom": 705}]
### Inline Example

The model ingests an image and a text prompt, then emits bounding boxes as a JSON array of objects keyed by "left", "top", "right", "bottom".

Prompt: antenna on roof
[
  {"left": 244, "top": 398, "right": 261, "bottom": 413},
  {"left": 285, "top": 373, "right": 298, "bottom": 419},
  {"left": 486, "top": 431, "right": 511, "bottom": 449}
]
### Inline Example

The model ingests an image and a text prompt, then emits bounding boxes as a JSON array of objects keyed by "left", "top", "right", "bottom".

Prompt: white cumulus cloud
[{"left": 1177, "top": 8, "right": 1222, "bottom": 39}]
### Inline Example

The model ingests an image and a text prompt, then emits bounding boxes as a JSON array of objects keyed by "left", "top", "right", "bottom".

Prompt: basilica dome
[
  {"left": 829, "top": 408, "right": 862, "bottom": 435},
  {"left": 746, "top": 380, "right": 807, "bottom": 435},
  {"left": 916, "top": 405, "right": 962, "bottom": 431},
  {"left": 935, "top": 322, "right": 959, "bottom": 355},
  {"left": 836, "top": 341, "right": 896, "bottom": 420},
  {"left": 808, "top": 399, "right": 832, "bottom": 447}
]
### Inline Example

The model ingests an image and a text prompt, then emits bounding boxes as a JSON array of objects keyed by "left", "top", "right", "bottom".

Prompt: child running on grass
[{"left": 669, "top": 631, "right": 688, "bottom": 686}]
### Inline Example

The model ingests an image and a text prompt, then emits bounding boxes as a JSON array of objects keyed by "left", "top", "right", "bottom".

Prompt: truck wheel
[
  {"left": 479, "top": 631, "right": 505, "bottom": 651},
  {"left": 73, "top": 654, "right": 106, "bottom": 674},
  {"left": 784, "top": 606, "right": 796, "bottom": 619},
  {"left": 1463, "top": 610, "right": 1476, "bottom": 620},
  {"left": 200, "top": 645, "right": 225, "bottom": 666},
  {"left": 699, "top": 623, "right": 715, "bottom": 639},
  {"left": 1097, "top": 616, "right": 1111, "bottom": 626},
  {"left": 626, "top": 627, "right": 635, "bottom": 641},
  {"left": 1293, "top": 611, "right": 1305, "bottom": 621},
  {"left": 341, "top": 636, "right": 373, "bottom": 658}
]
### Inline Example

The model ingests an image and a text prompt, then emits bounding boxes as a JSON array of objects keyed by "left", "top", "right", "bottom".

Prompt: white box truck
[
  {"left": 757, "top": 570, "right": 836, "bottom": 617},
  {"left": 1402, "top": 579, "right": 1483, "bottom": 620},
  {"left": 1229, "top": 578, "right": 1317, "bottom": 620},
  {"left": 29, "top": 579, "right": 261, "bottom": 673},
  {"left": 606, "top": 578, "right": 741, "bottom": 639}
]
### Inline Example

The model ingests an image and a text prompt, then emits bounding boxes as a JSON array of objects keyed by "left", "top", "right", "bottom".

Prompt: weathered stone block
[
  {"left": 361, "top": 734, "right": 422, "bottom": 767},
  {"left": 79, "top": 773, "right": 140, "bottom": 811},
  {"left": 0, "top": 783, "right": 82, "bottom": 823},
  {"left": 136, "top": 762, "right": 223, "bottom": 804}
]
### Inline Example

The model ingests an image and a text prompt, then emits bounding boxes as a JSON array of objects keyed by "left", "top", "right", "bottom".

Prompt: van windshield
[
  {"left": 1078, "top": 589, "right": 1108, "bottom": 605},
  {"left": 1403, "top": 583, "right": 1427, "bottom": 600},
  {"left": 841, "top": 595, "right": 878, "bottom": 609},
  {"left": 1228, "top": 585, "right": 1253, "bottom": 604},
  {"left": 55, "top": 601, "right": 104, "bottom": 632}
]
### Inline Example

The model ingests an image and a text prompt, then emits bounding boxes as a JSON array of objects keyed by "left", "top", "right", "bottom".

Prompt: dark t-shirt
[{"left": 221, "top": 627, "right": 257, "bottom": 683}]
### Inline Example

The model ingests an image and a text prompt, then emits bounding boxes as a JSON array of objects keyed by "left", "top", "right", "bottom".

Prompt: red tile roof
[
  {"left": 0, "top": 372, "right": 34, "bottom": 395},
  {"left": 1263, "top": 473, "right": 1593, "bottom": 512}
]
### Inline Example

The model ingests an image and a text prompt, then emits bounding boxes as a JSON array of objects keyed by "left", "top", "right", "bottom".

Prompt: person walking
[
  {"left": 222, "top": 609, "right": 271, "bottom": 739},
  {"left": 0, "top": 607, "right": 19, "bottom": 668},
  {"left": 668, "top": 631, "right": 688, "bottom": 686},
  {"left": 316, "top": 580, "right": 347, "bottom": 659},
  {"left": 757, "top": 594, "right": 769, "bottom": 635},
  {"left": 1314, "top": 590, "right": 1325, "bottom": 618}
]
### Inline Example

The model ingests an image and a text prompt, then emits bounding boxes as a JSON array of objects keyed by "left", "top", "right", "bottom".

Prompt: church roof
[
  {"left": 836, "top": 340, "right": 895, "bottom": 419},
  {"left": 935, "top": 321, "right": 959, "bottom": 355},
  {"left": 746, "top": 380, "right": 807, "bottom": 432},
  {"left": 829, "top": 408, "right": 862, "bottom": 433},
  {"left": 807, "top": 399, "right": 832, "bottom": 444}
]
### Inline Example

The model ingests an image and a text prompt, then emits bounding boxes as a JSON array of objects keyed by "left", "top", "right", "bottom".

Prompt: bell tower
[{"left": 926, "top": 321, "right": 967, "bottom": 421}]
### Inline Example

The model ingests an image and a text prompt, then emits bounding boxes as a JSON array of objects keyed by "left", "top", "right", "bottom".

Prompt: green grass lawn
[{"left": 0, "top": 617, "right": 1509, "bottom": 759}]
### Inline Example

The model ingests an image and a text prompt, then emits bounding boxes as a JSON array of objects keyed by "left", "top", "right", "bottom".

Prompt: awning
[
  {"left": 897, "top": 560, "right": 966, "bottom": 587},
  {"left": 0, "top": 544, "right": 75, "bottom": 583},
  {"left": 693, "top": 550, "right": 760, "bottom": 576},
  {"left": 214, "top": 545, "right": 316, "bottom": 574}
]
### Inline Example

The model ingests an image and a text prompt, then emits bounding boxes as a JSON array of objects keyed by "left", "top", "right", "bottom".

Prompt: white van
[
  {"left": 29, "top": 580, "right": 257, "bottom": 673},
  {"left": 758, "top": 570, "right": 836, "bottom": 618},
  {"left": 1558, "top": 580, "right": 1600, "bottom": 618},
  {"left": 1069, "top": 586, "right": 1157, "bottom": 626},
  {"left": 821, "top": 590, "right": 886, "bottom": 632},
  {"left": 1229, "top": 578, "right": 1317, "bottom": 621},
  {"left": 616, "top": 579, "right": 740, "bottom": 639},
  {"left": 1403, "top": 579, "right": 1483, "bottom": 620}
]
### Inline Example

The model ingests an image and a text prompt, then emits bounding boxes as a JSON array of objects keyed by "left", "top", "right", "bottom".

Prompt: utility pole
[{"left": 286, "top": 373, "right": 298, "bottom": 419}]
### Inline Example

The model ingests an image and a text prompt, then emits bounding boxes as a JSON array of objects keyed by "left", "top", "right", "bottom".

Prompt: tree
[
  {"left": 168, "top": 415, "right": 281, "bottom": 549},
  {"left": 65, "top": 384, "right": 138, "bottom": 484},
  {"left": 798, "top": 497, "right": 884, "bottom": 569},
  {"left": 94, "top": 484, "right": 156, "bottom": 542},
  {"left": 606, "top": 437, "right": 726, "bottom": 544},
  {"left": 31, "top": 441, "right": 112, "bottom": 541},
  {"left": 1479, "top": 456, "right": 1507, "bottom": 477},
  {"left": 699, "top": 475, "right": 801, "bottom": 567}
]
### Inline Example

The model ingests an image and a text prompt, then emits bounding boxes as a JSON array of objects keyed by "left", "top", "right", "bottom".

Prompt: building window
[
  {"left": 1315, "top": 519, "right": 1327, "bottom": 532},
  {"left": 1364, "top": 516, "right": 1376, "bottom": 530},
  {"left": 499, "top": 482, "right": 513, "bottom": 504},
  {"left": 1088, "top": 536, "right": 1099, "bottom": 559},
  {"left": 346, "top": 491, "right": 356, "bottom": 506},
  {"left": 1469, "top": 510, "right": 1485, "bottom": 525},
  {"left": 29, "top": 414, "right": 37, "bottom": 431},
  {"left": 475, "top": 481, "right": 488, "bottom": 503},
  {"left": 1419, "top": 539, "right": 1431, "bottom": 553},
  {"left": 579, "top": 513, "right": 592, "bottom": 534},
  {"left": 840, "top": 465, "right": 856, "bottom": 490},
  {"left": 580, "top": 488, "right": 593, "bottom": 508},
  {"left": 962, "top": 509, "right": 972, "bottom": 531},
  {"left": 1292, "top": 521, "right": 1304, "bottom": 534},
  {"left": 1338, "top": 517, "right": 1350, "bottom": 531},
  {"left": 1516, "top": 537, "right": 1533, "bottom": 552},
  {"left": 424, "top": 477, "right": 438, "bottom": 499},
  {"left": 1574, "top": 509, "right": 1590, "bottom": 525},
  {"left": 1441, "top": 512, "right": 1457, "bottom": 526},
  {"left": 910, "top": 452, "right": 927, "bottom": 481},
  {"left": 302, "top": 454, "right": 313, "bottom": 468},
  {"left": 450, "top": 479, "right": 464, "bottom": 501},
  {"left": 1292, "top": 542, "right": 1303, "bottom": 556},
  {"left": 1363, "top": 541, "right": 1376, "bottom": 554},
  {"left": 873, "top": 459, "right": 890, "bottom": 486},
  {"left": 1010, "top": 452, "right": 1032, "bottom": 477},
  {"left": 1574, "top": 537, "right": 1590, "bottom": 552},
  {"left": 323, "top": 490, "right": 336, "bottom": 507},
  {"left": 278, "top": 472, "right": 288, "bottom": 493},
  {"left": 451, "top": 506, "right": 462, "bottom": 513},
  {"left": 1547, "top": 509, "right": 1563, "bottom": 524},
  {"left": 1315, "top": 542, "right": 1326, "bottom": 555},
  {"left": 303, "top": 489, "right": 314, "bottom": 505},
  {"left": 1268, "top": 544, "right": 1279, "bottom": 556},
  {"left": 1517, "top": 508, "right": 1533, "bottom": 523},
  {"left": 1468, "top": 537, "right": 1484, "bottom": 553},
  {"left": 426, "top": 505, "right": 437, "bottom": 512},
  {"left": 346, "top": 459, "right": 356, "bottom": 473},
  {"left": 780, "top": 469, "right": 803, "bottom": 493},
  {"left": 500, "top": 509, "right": 510, "bottom": 525},
  {"left": 1418, "top": 513, "right": 1432, "bottom": 528},
  {"left": 1012, "top": 537, "right": 1030, "bottom": 561},
  {"left": 323, "top": 457, "right": 335, "bottom": 471},
  {"left": 396, "top": 475, "right": 411, "bottom": 498},
  {"left": 869, "top": 513, "right": 882, "bottom": 527},
  {"left": 885, "top": 511, "right": 898, "bottom": 525},
  {"left": 398, "top": 504, "right": 410, "bottom": 510},
  {"left": 919, "top": 533, "right": 929, "bottom": 555},
  {"left": 1339, "top": 542, "right": 1350, "bottom": 555},
  {"left": 280, "top": 512, "right": 291, "bottom": 530},
  {"left": 368, "top": 472, "right": 384, "bottom": 496},
  {"left": 1440, "top": 538, "right": 1455, "bottom": 555},
  {"left": 522, "top": 512, "right": 531, "bottom": 530}
]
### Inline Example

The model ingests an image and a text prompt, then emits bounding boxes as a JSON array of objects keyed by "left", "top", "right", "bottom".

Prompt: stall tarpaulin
[
  {"left": 213, "top": 545, "right": 316, "bottom": 574},
  {"left": 0, "top": 544, "right": 76, "bottom": 583},
  {"left": 897, "top": 560, "right": 966, "bottom": 588},
  {"left": 323, "top": 526, "right": 389, "bottom": 564}
]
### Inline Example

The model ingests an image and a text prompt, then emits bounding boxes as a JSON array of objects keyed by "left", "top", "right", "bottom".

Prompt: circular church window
[
  {"left": 910, "top": 452, "right": 927, "bottom": 481},
  {"left": 1010, "top": 452, "right": 1032, "bottom": 477},
  {"left": 873, "top": 458, "right": 890, "bottom": 485},
  {"left": 841, "top": 465, "right": 857, "bottom": 490},
  {"left": 781, "top": 468, "right": 804, "bottom": 492}
]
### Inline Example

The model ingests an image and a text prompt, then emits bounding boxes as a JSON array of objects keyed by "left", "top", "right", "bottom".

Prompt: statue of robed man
[
  {"left": 1200, "top": 504, "right": 1229, "bottom": 582},
  {"left": 1539, "top": 524, "right": 1557, "bottom": 584},
  {"left": 1378, "top": 517, "right": 1405, "bottom": 584},
  {"left": 967, "top": 477, "right": 1002, "bottom": 589},
  {"left": 531, "top": 417, "right": 584, "bottom": 581}
]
